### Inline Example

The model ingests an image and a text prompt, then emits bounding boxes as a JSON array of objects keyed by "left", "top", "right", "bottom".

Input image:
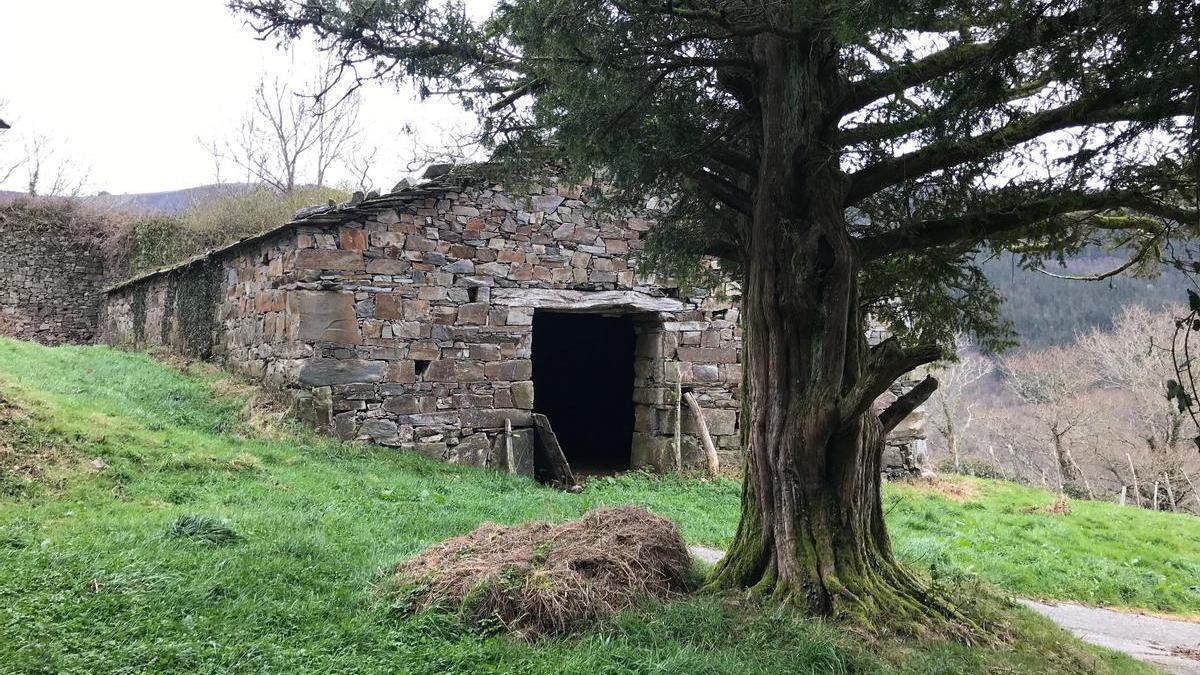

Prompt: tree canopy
[{"left": 235, "top": 0, "right": 1196, "bottom": 351}]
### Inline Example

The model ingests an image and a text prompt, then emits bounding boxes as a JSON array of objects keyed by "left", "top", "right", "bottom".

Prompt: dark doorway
[{"left": 531, "top": 311, "right": 635, "bottom": 473}]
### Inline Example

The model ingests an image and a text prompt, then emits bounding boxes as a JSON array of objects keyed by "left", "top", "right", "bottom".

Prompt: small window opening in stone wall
[
  {"left": 414, "top": 359, "right": 431, "bottom": 377},
  {"left": 531, "top": 310, "right": 635, "bottom": 474}
]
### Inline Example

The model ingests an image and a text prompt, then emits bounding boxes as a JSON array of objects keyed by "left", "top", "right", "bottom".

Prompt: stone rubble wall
[
  {"left": 868, "top": 326, "right": 932, "bottom": 478},
  {"left": 101, "top": 177, "right": 743, "bottom": 473},
  {"left": 0, "top": 201, "right": 107, "bottom": 345}
]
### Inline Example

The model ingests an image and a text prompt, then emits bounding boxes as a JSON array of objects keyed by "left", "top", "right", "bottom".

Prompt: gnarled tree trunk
[
  {"left": 705, "top": 223, "right": 967, "bottom": 628},
  {"left": 704, "top": 32, "right": 971, "bottom": 634}
]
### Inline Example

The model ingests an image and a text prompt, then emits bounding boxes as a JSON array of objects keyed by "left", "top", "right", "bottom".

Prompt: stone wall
[
  {"left": 101, "top": 175, "right": 743, "bottom": 474},
  {"left": 0, "top": 200, "right": 107, "bottom": 345},
  {"left": 868, "top": 326, "right": 932, "bottom": 479}
]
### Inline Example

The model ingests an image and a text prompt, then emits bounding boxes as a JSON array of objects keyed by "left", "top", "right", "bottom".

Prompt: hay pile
[{"left": 392, "top": 506, "right": 692, "bottom": 638}]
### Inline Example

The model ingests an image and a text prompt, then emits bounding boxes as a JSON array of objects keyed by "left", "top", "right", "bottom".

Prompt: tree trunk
[
  {"left": 948, "top": 432, "right": 960, "bottom": 472},
  {"left": 1052, "top": 431, "right": 1076, "bottom": 481},
  {"left": 704, "top": 32, "right": 973, "bottom": 635},
  {"left": 704, "top": 266, "right": 965, "bottom": 630}
]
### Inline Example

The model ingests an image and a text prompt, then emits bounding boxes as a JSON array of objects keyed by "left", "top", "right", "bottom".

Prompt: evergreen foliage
[{"left": 230, "top": 0, "right": 1197, "bottom": 350}]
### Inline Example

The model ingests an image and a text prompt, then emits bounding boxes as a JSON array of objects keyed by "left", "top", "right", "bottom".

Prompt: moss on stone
[
  {"left": 173, "top": 258, "right": 221, "bottom": 359},
  {"left": 131, "top": 286, "right": 147, "bottom": 345}
]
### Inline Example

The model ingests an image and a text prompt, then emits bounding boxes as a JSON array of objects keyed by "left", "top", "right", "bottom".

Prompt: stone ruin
[
  {"left": 0, "top": 165, "right": 927, "bottom": 482},
  {"left": 99, "top": 169, "right": 744, "bottom": 478}
]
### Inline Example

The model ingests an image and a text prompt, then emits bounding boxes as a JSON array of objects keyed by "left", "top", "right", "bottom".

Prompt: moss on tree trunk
[{"left": 703, "top": 32, "right": 986, "bottom": 638}]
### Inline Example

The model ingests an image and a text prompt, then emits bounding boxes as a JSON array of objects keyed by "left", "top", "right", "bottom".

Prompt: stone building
[
  {"left": 0, "top": 200, "right": 107, "bottom": 345},
  {"left": 100, "top": 170, "right": 743, "bottom": 477}
]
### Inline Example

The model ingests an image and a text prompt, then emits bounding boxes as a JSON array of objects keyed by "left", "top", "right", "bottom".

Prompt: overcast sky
[{"left": 0, "top": 0, "right": 479, "bottom": 194}]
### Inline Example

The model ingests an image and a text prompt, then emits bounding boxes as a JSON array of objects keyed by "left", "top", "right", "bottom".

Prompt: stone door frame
[{"left": 492, "top": 288, "right": 683, "bottom": 471}]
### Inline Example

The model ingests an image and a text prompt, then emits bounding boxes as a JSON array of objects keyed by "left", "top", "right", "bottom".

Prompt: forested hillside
[{"left": 983, "top": 252, "right": 1185, "bottom": 349}]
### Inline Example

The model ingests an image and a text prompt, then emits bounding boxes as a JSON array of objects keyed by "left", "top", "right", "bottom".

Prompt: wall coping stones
[{"left": 102, "top": 177, "right": 458, "bottom": 295}]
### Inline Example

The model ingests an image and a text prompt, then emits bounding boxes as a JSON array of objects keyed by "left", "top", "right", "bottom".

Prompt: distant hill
[
  {"left": 0, "top": 183, "right": 254, "bottom": 215},
  {"left": 88, "top": 184, "right": 256, "bottom": 214},
  {"left": 983, "top": 251, "right": 1186, "bottom": 349}
]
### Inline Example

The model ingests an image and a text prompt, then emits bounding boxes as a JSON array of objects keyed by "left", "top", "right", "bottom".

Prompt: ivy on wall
[
  {"left": 160, "top": 281, "right": 176, "bottom": 345},
  {"left": 172, "top": 258, "right": 222, "bottom": 359},
  {"left": 131, "top": 286, "right": 147, "bottom": 345}
]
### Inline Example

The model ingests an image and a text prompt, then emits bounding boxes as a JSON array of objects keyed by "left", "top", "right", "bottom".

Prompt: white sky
[{"left": 0, "top": 0, "right": 480, "bottom": 194}]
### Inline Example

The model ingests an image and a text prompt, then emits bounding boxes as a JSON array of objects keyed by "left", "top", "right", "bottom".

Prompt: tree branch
[
  {"left": 855, "top": 190, "right": 1164, "bottom": 261},
  {"left": 843, "top": 338, "right": 943, "bottom": 421},
  {"left": 840, "top": 8, "right": 1087, "bottom": 114},
  {"left": 692, "top": 169, "right": 752, "bottom": 216},
  {"left": 1035, "top": 234, "right": 1162, "bottom": 281},
  {"left": 847, "top": 97, "right": 1192, "bottom": 204},
  {"left": 704, "top": 144, "right": 758, "bottom": 177},
  {"left": 838, "top": 74, "right": 1054, "bottom": 147},
  {"left": 879, "top": 375, "right": 939, "bottom": 434}
]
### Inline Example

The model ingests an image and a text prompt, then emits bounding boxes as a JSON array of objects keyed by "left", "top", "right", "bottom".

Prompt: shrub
[
  {"left": 940, "top": 458, "right": 1009, "bottom": 481},
  {"left": 179, "top": 185, "right": 347, "bottom": 242},
  {"left": 115, "top": 185, "right": 348, "bottom": 277}
]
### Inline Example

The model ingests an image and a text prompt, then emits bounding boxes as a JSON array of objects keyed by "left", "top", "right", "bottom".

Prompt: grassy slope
[
  {"left": 889, "top": 478, "right": 1200, "bottom": 615},
  {"left": 0, "top": 339, "right": 1177, "bottom": 674}
]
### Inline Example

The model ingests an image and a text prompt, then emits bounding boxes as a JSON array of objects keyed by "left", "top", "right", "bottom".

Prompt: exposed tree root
[{"left": 704, "top": 543, "right": 1002, "bottom": 644}]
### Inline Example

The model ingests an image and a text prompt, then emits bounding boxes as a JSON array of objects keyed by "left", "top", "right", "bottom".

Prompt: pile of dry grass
[
  {"left": 392, "top": 506, "right": 693, "bottom": 638},
  {"left": 1020, "top": 494, "right": 1073, "bottom": 515},
  {"left": 919, "top": 476, "right": 980, "bottom": 502}
]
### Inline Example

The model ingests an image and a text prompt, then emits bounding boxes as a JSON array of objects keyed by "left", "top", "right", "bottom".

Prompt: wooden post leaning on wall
[{"left": 683, "top": 391, "right": 720, "bottom": 477}]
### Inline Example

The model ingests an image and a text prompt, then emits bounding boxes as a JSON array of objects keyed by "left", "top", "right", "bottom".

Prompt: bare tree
[
  {"left": 927, "top": 336, "right": 993, "bottom": 472},
  {"left": 1079, "top": 305, "right": 1186, "bottom": 453},
  {"left": 345, "top": 145, "right": 379, "bottom": 192},
  {"left": 312, "top": 66, "right": 362, "bottom": 188},
  {"left": 221, "top": 65, "right": 362, "bottom": 193},
  {"left": 1002, "top": 347, "right": 1095, "bottom": 496},
  {"left": 22, "top": 133, "right": 89, "bottom": 198},
  {"left": 1078, "top": 305, "right": 1196, "bottom": 509},
  {"left": 199, "top": 137, "right": 228, "bottom": 186}
]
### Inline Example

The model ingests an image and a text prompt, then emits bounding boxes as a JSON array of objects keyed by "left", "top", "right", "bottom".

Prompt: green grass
[
  {"left": 0, "top": 338, "right": 1176, "bottom": 673},
  {"left": 888, "top": 477, "right": 1200, "bottom": 616}
]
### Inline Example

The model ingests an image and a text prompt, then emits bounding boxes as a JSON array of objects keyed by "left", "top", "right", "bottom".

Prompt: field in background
[{"left": 1, "top": 338, "right": 1187, "bottom": 673}]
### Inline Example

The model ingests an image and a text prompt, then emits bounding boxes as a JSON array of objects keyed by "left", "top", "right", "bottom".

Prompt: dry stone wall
[
  {"left": 101, "top": 176, "right": 743, "bottom": 474},
  {"left": 0, "top": 201, "right": 107, "bottom": 345}
]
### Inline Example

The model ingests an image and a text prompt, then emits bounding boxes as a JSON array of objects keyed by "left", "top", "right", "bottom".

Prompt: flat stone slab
[
  {"left": 491, "top": 288, "right": 685, "bottom": 314},
  {"left": 287, "top": 291, "right": 362, "bottom": 345},
  {"left": 298, "top": 358, "right": 385, "bottom": 386}
]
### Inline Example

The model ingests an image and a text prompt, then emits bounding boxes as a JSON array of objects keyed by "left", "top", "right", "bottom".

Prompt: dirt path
[{"left": 687, "top": 546, "right": 1200, "bottom": 673}]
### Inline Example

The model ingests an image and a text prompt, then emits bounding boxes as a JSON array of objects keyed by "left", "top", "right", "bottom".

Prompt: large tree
[{"left": 232, "top": 0, "right": 1197, "bottom": 627}]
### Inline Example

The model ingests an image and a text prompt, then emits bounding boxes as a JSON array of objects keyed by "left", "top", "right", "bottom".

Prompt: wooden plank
[
  {"left": 533, "top": 413, "right": 578, "bottom": 490},
  {"left": 673, "top": 365, "right": 682, "bottom": 472},
  {"left": 683, "top": 391, "right": 720, "bottom": 476},
  {"left": 504, "top": 418, "right": 515, "bottom": 475}
]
